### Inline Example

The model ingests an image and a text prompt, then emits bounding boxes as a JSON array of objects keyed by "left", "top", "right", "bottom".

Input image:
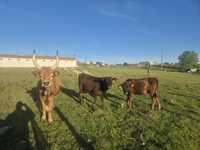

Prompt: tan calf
[{"left": 32, "top": 50, "right": 61, "bottom": 123}]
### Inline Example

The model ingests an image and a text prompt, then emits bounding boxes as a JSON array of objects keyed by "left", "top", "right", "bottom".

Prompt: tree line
[
  {"left": 178, "top": 50, "right": 199, "bottom": 72},
  {"left": 121, "top": 50, "right": 200, "bottom": 73}
]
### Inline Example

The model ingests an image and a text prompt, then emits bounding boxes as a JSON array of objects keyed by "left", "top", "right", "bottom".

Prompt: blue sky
[{"left": 0, "top": 0, "right": 199, "bottom": 64}]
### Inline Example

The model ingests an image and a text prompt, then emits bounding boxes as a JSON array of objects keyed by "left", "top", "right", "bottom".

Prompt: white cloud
[
  {"left": 96, "top": 1, "right": 137, "bottom": 22},
  {"left": 98, "top": 9, "right": 136, "bottom": 22}
]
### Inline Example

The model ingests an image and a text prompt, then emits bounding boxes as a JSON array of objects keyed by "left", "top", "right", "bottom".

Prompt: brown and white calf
[
  {"left": 119, "top": 78, "right": 161, "bottom": 110},
  {"left": 32, "top": 50, "right": 61, "bottom": 123}
]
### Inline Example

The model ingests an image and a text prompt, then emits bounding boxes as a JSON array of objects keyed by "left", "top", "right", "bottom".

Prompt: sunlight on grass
[{"left": 0, "top": 67, "right": 200, "bottom": 149}]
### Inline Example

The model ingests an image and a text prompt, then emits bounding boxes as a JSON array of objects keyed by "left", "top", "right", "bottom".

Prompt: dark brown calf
[
  {"left": 78, "top": 73, "right": 116, "bottom": 110},
  {"left": 120, "top": 78, "right": 161, "bottom": 110}
]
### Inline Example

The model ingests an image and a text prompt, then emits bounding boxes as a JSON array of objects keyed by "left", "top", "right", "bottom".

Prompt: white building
[{"left": 0, "top": 54, "right": 77, "bottom": 68}]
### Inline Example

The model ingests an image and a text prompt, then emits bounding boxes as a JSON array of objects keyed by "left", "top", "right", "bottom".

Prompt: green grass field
[{"left": 0, "top": 66, "right": 200, "bottom": 150}]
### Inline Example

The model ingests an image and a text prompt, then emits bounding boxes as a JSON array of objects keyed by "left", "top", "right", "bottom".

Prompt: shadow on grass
[
  {"left": 103, "top": 93, "right": 123, "bottom": 112},
  {"left": 162, "top": 98, "right": 200, "bottom": 123},
  {"left": 61, "top": 87, "right": 94, "bottom": 111},
  {"left": 168, "top": 92, "right": 200, "bottom": 102},
  {"left": 106, "top": 93, "right": 125, "bottom": 101},
  {"left": 0, "top": 102, "right": 48, "bottom": 150},
  {"left": 54, "top": 107, "right": 95, "bottom": 150},
  {"left": 163, "top": 107, "right": 200, "bottom": 123},
  {"left": 61, "top": 87, "right": 126, "bottom": 112},
  {"left": 105, "top": 96, "right": 121, "bottom": 105},
  {"left": 61, "top": 87, "right": 81, "bottom": 104},
  {"left": 26, "top": 87, "right": 41, "bottom": 113},
  {"left": 61, "top": 87, "right": 104, "bottom": 111}
]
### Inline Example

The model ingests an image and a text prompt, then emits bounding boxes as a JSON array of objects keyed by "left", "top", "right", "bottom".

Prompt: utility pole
[
  {"left": 161, "top": 48, "right": 164, "bottom": 71},
  {"left": 147, "top": 62, "right": 151, "bottom": 76},
  {"left": 56, "top": 48, "right": 59, "bottom": 56}
]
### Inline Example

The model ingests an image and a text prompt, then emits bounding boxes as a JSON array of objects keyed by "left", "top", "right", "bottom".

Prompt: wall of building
[{"left": 0, "top": 57, "right": 77, "bottom": 68}]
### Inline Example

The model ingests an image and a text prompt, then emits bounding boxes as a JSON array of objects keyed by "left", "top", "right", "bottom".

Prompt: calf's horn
[
  {"left": 32, "top": 49, "right": 41, "bottom": 69},
  {"left": 51, "top": 49, "right": 60, "bottom": 70}
]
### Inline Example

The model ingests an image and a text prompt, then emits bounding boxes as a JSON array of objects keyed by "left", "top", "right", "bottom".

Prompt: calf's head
[
  {"left": 32, "top": 50, "right": 60, "bottom": 90},
  {"left": 119, "top": 79, "right": 132, "bottom": 95},
  {"left": 105, "top": 77, "right": 117, "bottom": 87},
  {"left": 101, "top": 77, "right": 117, "bottom": 90},
  {"left": 33, "top": 68, "right": 59, "bottom": 88}
]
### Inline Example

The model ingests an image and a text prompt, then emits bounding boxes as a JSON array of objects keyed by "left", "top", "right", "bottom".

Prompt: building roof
[{"left": 0, "top": 54, "right": 76, "bottom": 60}]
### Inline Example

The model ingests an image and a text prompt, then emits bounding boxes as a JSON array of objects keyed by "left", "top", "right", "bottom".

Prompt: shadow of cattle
[
  {"left": 54, "top": 107, "right": 95, "bottom": 150},
  {"left": 106, "top": 93, "right": 125, "bottom": 101},
  {"left": 61, "top": 87, "right": 80, "bottom": 104},
  {"left": 61, "top": 87, "right": 126, "bottom": 112},
  {"left": 0, "top": 102, "right": 48, "bottom": 150},
  {"left": 105, "top": 93, "right": 124, "bottom": 105},
  {"left": 61, "top": 87, "right": 96, "bottom": 110},
  {"left": 26, "top": 87, "right": 41, "bottom": 113},
  {"left": 168, "top": 92, "right": 200, "bottom": 102},
  {"left": 162, "top": 98, "right": 200, "bottom": 123}
]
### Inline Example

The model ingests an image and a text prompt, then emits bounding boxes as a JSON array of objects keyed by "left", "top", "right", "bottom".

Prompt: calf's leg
[
  {"left": 92, "top": 96, "right": 97, "bottom": 111},
  {"left": 40, "top": 96, "right": 46, "bottom": 121},
  {"left": 79, "top": 92, "right": 84, "bottom": 104},
  {"left": 156, "top": 96, "right": 161, "bottom": 110},
  {"left": 151, "top": 95, "right": 158, "bottom": 110},
  {"left": 100, "top": 95, "right": 104, "bottom": 108},
  {"left": 127, "top": 93, "right": 133, "bottom": 109},
  {"left": 79, "top": 84, "right": 84, "bottom": 104},
  {"left": 46, "top": 96, "right": 54, "bottom": 123}
]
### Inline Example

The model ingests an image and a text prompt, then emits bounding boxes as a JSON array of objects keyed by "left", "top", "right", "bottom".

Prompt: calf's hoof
[
  {"left": 41, "top": 115, "right": 46, "bottom": 121},
  {"left": 48, "top": 118, "right": 53, "bottom": 123}
]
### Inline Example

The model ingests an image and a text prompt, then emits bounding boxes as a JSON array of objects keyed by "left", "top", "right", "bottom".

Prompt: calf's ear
[
  {"left": 53, "top": 70, "right": 60, "bottom": 76},
  {"left": 32, "top": 70, "right": 40, "bottom": 78}
]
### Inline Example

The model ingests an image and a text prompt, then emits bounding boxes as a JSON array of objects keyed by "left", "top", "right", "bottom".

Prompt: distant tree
[
  {"left": 164, "top": 62, "right": 170, "bottom": 66},
  {"left": 163, "top": 62, "right": 176, "bottom": 68},
  {"left": 123, "top": 62, "right": 128, "bottom": 66},
  {"left": 178, "top": 51, "right": 199, "bottom": 71}
]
